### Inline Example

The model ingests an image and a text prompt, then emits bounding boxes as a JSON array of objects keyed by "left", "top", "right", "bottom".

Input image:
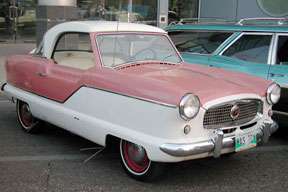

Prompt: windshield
[
  {"left": 168, "top": 30, "right": 233, "bottom": 54},
  {"left": 96, "top": 33, "right": 182, "bottom": 68}
]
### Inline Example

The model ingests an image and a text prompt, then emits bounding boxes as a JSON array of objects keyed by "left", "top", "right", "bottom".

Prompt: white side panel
[
  {"left": 4, "top": 84, "right": 188, "bottom": 162},
  {"left": 4, "top": 84, "right": 272, "bottom": 162}
]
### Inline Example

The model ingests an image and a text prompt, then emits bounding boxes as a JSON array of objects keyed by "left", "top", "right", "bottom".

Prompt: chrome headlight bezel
[
  {"left": 266, "top": 83, "right": 281, "bottom": 105},
  {"left": 179, "top": 93, "right": 200, "bottom": 120}
]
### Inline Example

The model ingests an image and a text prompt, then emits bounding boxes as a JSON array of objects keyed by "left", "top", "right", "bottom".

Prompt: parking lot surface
[{"left": 0, "top": 96, "right": 288, "bottom": 192}]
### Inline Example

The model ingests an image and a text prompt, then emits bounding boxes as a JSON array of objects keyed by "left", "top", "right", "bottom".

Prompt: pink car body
[{"left": 2, "top": 21, "right": 280, "bottom": 181}]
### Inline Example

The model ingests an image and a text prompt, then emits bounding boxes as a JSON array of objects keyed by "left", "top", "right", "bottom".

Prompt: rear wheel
[
  {"left": 120, "top": 139, "right": 165, "bottom": 182},
  {"left": 16, "top": 100, "right": 42, "bottom": 133}
]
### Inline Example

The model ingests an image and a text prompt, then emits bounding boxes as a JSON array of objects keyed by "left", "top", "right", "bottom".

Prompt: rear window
[{"left": 168, "top": 30, "right": 232, "bottom": 54}]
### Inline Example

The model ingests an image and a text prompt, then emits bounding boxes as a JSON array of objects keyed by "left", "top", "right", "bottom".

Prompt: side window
[
  {"left": 223, "top": 34, "right": 272, "bottom": 64},
  {"left": 53, "top": 33, "right": 95, "bottom": 70},
  {"left": 168, "top": 31, "right": 232, "bottom": 54},
  {"left": 276, "top": 36, "right": 288, "bottom": 65}
]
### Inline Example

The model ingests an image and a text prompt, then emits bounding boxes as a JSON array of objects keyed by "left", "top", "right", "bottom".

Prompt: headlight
[
  {"left": 266, "top": 83, "right": 281, "bottom": 105},
  {"left": 179, "top": 93, "right": 200, "bottom": 120}
]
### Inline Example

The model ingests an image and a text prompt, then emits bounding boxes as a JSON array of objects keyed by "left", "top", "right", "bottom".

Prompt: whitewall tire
[
  {"left": 120, "top": 139, "right": 165, "bottom": 181},
  {"left": 16, "top": 100, "right": 42, "bottom": 133}
]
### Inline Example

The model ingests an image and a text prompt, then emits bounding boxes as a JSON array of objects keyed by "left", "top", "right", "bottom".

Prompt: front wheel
[
  {"left": 120, "top": 139, "right": 165, "bottom": 182},
  {"left": 16, "top": 100, "right": 42, "bottom": 133}
]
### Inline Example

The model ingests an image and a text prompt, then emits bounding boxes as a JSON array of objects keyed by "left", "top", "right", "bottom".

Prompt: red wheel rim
[
  {"left": 19, "top": 102, "right": 33, "bottom": 127},
  {"left": 122, "top": 140, "right": 149, "bottom": 173}
]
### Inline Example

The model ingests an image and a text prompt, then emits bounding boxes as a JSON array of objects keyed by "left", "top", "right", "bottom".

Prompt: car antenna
[
  {"left": 79, "top": 2, "right": 127, "bottom": 164},
  {"left": 80, "top": 1, "right": 123, "bottom": 164},
  {"left": 112, "top": 0, "right": 122, "bottom": 67},
  {"left": 81, "top": 146, "right": 105, "bottom": 163}
]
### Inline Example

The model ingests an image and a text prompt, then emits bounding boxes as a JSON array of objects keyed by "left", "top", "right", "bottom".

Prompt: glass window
[
  {"left": 77, "top": 0, "right": 128, "bottom": 21},
  {"left": 96, "top": 33, "right": 182, "bottom": 68},
  {"left": 168, "top": 0, "right": 199, "bottom": 25},
  {"left": 53, "top": 33, "right": 95, "bottom": 70},
  {"left": 77, "top": 0, "right": 157, "bottom": 26},
  {"left": 129, "top": 0, "right": 157, "bottom": 26},
  {"left": 0, "top": 0, "right": 37, "bottom": 42},
  {"left": 168, "top": 31, "right": 232, "bottom": 54},
  {"left": 276, "top": 36, "right": 288, "bottom": 65},
  {"left": 223, "top": 34, "right": 272, "bottom": 64},
  {"left": 55, "top": 33, "right": 92, "bottom": 52}
]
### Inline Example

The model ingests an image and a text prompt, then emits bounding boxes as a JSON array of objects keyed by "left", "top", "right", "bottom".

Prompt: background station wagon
[{"left": 167, "top": 18, "right": 288, "bottom": 126}]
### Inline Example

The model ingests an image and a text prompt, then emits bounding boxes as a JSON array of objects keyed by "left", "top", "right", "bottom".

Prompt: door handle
[
  {"left": 209, "top": 65, "right": 221, "bottom": 68},
  {"left": 269, "top": 73, "right": 284, "bottom": 77},
  {"left": 37, "top": 72, "right": 47, "bottom": 76}
]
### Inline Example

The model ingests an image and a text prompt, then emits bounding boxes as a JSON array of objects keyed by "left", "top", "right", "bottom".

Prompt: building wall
[{"left": 200, "top": 0, "right": 288, "bottom": 21}]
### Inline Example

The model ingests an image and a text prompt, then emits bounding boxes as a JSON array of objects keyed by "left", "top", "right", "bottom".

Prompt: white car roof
[{"left": 43, "top": 21, "right": 166, "bottom": 58}]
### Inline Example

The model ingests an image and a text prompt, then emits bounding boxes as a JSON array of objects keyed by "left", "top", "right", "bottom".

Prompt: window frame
[
  {"left": 51, "top": 32, "right": 96, "bottom": 70},
  {"left": 52, "top": 32, "right": 93, "bottom": 61},
  {"left": 219, "top": 32, "right": 274, "bottom": 65},
  {"left": 271, "top": 33, "right": 288, "bottom": 65}
]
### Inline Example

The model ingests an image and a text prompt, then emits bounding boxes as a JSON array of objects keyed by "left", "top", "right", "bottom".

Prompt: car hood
[{"left": 95, "top": 62, "right": 272, "bottom": 107}]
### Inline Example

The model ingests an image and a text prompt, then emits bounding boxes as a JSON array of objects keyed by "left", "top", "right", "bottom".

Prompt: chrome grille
[{"left": 203, "top": 100, "right": 262, "bottom": 129}]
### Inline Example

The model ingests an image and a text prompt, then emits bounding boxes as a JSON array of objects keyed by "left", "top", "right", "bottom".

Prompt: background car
[
  {"left": 17, "top": 9, "right": 36, "bottom": 29},
  {"left": 166, "top": 18, "right": 288, "bottom": 126}
]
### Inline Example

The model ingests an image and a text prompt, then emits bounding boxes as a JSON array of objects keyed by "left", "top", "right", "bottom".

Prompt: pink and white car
[{"left": 1, "top": 21, "right": 281, "bottom": 181}]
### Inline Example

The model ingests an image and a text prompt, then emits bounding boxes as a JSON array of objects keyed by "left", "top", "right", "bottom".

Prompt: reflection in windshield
[{"left": 96, "top": 34, "right": 182, "bottom": 68}]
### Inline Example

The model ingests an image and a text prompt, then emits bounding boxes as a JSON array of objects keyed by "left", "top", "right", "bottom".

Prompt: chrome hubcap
[
  {"left": 22, "top": 104, "right": 32, "bottom": 121},
  {"left": 127, "top": 143, "right": 146, "bottom": 164}
]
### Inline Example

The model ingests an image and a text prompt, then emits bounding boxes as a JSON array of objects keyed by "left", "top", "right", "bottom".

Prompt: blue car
[{"left": 166, "top": 18, "right": 288, "bottom": 126}]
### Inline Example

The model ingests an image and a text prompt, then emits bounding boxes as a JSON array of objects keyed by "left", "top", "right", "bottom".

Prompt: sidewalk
[{"left": 0, "top": 43, "right": 35, "bottom": 95}]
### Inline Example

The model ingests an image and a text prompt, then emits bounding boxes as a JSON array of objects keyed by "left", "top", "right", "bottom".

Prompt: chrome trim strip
[
  {"left": 160, "top": 120, "right": 278, "bottom": 157},
  {"left": 268, "top": 33, "right": 277, "bottom": 65},
  {"left": 4, "top": 83, "right": 177, "bottom": 109},
  {"left": 236, "top": 17, "right": 285, "bottom": 26},
  {"left": 269, "top": 33, "right": 277, "bottom": 65},
  {"left": 167, "top": 29, "right": 288, "bottom": 34},
  {"left": 203, "top": 98, "right": 262, "bottom": 110},
  {"left": 213, "top": 32, "right": 240, "bottom": 55},
  {"left": 85, "top": 85, "right": 177, "bottom": 108},
  {"left": 219, "top": 32, "right": 243, "bottom": 55},
  {"left": 160, "top": 141, "right": 215, "bottom": 157}
]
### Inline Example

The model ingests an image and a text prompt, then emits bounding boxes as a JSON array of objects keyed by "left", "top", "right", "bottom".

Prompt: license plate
[{"left": 235, "top": 130, "right": 257, "bottom": 152}]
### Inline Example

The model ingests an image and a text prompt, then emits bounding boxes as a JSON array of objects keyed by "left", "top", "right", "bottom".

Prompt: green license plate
[{"left": 235, "top": 131, "right": 257, "bottom": 152}]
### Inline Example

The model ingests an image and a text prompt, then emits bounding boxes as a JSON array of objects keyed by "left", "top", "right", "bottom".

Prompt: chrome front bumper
[{"left": 160, "top": 120, "right": 278, "bottom": 158}]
